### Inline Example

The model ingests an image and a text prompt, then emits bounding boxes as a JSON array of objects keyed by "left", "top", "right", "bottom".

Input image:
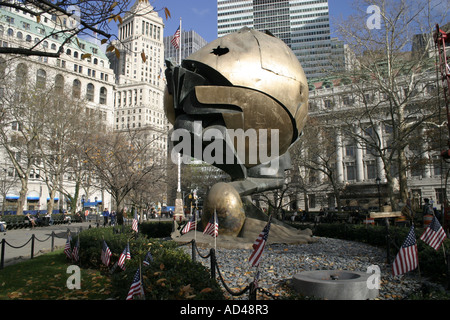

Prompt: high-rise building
[
  {"left": 107, "top": 0, "right": 167, "bottom": 137},
  {"left": 164, "top": 29, "right": 208, "bottom": 64},
  {"left": 0, "top": 3, "right": 115, "bottom": 212},
  {"left": 217, "top": 0, "right": 340, "bottom": 79}
]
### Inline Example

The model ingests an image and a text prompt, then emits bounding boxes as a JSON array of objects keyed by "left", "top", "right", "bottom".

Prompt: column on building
[
  {"left": 421, "top": 127, "right": 431, "bottom": 178},
  {"left": 354, "top": 126, "right": 364, "bottom": 182},
  {"left": 375, "top": 122, "right": 386, "bottom": 181},
  {"left": 335, "top": 128, "right": 344, "bottom": 183}
]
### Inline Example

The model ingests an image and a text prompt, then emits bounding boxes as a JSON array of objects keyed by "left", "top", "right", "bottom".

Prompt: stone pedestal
[{"left": 174, "top": 194, "right": 184, "bottom": 222}]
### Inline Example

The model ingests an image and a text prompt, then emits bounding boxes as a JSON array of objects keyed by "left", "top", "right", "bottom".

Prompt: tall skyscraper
[
  {"left": 164, "top": 29, "right": 208, "bottom": 64},
  {"left": 107, "top": 0, "right": 167, "bottom": 137},
  {"left": 217, "top": 0, "right": 340, "bottom": 79}
]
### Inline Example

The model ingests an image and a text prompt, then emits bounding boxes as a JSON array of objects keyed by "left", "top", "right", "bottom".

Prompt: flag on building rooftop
[
  {"left": 392, "top": 225, "right": 418, "bottom": 276},
  {"left": 249, "top": 215, "right": 272, "bottom": 267},
  {"left": 126, "top": 268, "right": 144, "bottom": 300},
  {"left": 101, "top": 240, "right": 112, "bottom": 266},
  {"left": 420, "top": 215, "right": 447, "bottom": 250}
]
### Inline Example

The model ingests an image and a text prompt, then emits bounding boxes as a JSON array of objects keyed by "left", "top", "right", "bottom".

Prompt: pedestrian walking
[{"left": 102, "top": 208, "right": 110, "bottom": 227}]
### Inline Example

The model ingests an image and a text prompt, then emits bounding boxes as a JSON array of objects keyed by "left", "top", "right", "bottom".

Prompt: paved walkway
[{"left": 0, "top": 221, "right": 94, "bottom": 268}]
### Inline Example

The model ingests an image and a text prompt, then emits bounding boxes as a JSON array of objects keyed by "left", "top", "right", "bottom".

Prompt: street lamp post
[{"left": 376, "top": 177, "right": 381, "bottom": 212}]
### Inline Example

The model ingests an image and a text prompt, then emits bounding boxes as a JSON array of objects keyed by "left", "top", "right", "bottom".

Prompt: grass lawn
[{"left": 0, "top": 249, "right": 113, "bottom": 300}]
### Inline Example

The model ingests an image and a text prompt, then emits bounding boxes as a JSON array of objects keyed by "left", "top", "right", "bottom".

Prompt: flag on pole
[
  {"left": 64, "top": 234, "right": 72, "bottom": 259},
  {"left": 118, "top": 243, "right": 131, "bottom": 270},
  {"left": 171, "top": 26, "right": 180, "bottom": 49},
  {"left": 249, "top": 215, "right": 272, "bottom": 267},
  {"left": 101, "top": 240, "right": 112, "bottom": 266},
  {"left": 182, "top": 213, "right": 196, "bottom": 234},
  {"left": 143, "top": 251, "right": 153, "bottom": 266},
  {"left": 203, "top": 212, "right": 218, "bottom": 238},
  {"left": 392, "top": 225, "right": 419, "bottom": 276},
  {"left": 72, "top": 237, "right": 80, "bottom": 262},
  {"left": 420, "top": 215, "right": 447, "bottom": 250},
  {"left": 132, "top": 213, "right": 138, "bottom": 232},
  {"left": 126, "top": 268, "right": 144, "bottom": 300}
]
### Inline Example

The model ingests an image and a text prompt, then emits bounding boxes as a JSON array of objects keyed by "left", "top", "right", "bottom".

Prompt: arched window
[
  {"left": 73, "top": 51, "right": 78, "bottom": 58},
  {"left": 43, "top": 41, "right": 48, "bottom": 48},
  {"left": 72, "top": 79, "right": 81, "bottom": 98},
  {"left": 51, "top": 43, "right": 56, "bottom": 50},
  {"left": 25, "top": 35, "right": 32, "bottom": 42},
  {"left": 99, "top": 87, "right": 107, "bottom": 104},
  {"left": 55, "top": 74, "right": 64, "bottom": 94},
  {"left": 16, "top": 63, "right": 28, "bottom": 85},
  {"left": 66, "top": 49, "right": 71, "bottom": 56},
  {"left": 93, "top": 58, "right": 98, "bottom": 65},
  {"left": 16, "top": 31, "right": 23, "bottom": 39},
  {"left": 7, "top": 28, "right": 13, "bottom": 36},
  {"left": 36, "top": 69, "right": 46, "bottom": 89},
  {"left": 86, "top": 83, "right": 94, "bottom": 101}
]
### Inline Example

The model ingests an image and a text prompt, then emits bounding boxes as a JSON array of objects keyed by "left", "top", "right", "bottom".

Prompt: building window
[
  {"left": 36, "top": 69, "right": 46, "bottom": 89},
  {"left": 346, "top": 163, "right": 356, "bottom": 181},
  {"left": 55, "top": 74, "right": 64, "bottom": 94},
  {"left": 72, "top": 79, "right": 81, "bottom": 98},
  {"left": 345, "top": 145, "right": 355, "bottom": 157},
  {"left": 86, "top": 83, "right": 94, "bottom": 101},
  {"left": 99, "top": 87, "right": 107, "bottom": 104},
  {"left": 16, "top": 63, "right": 28, "bottom": 85}
]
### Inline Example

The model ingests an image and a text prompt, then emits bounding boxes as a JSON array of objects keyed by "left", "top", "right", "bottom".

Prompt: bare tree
[
  {"left": 83, "top": 127, "right": 167, "bottom": 212},
  {"left": 0, "top": 0, "right": 171, "bottom": 58},
  {"left": 327, "top": 0, "right": 449, "bottom": 208}
]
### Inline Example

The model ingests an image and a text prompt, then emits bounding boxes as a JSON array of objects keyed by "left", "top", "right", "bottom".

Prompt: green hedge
[
  {"left": 313, "top": 223, "right": 450, "bottom": 284},
  {"left": 71, "top": 226, "right": 224, "bottom": 300}
]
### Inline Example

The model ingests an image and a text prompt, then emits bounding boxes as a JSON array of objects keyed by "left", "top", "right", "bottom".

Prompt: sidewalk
[{"left": 0, "top": 221, "right": 93, "bottom": 268}]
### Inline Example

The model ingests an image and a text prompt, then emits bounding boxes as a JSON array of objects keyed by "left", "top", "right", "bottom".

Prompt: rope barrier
[
  {"left": 0, "top": 226, "right": 83, "bottom": 269},
  {"left": 179, "top": 239, "right": 278, "bottom": 300}
]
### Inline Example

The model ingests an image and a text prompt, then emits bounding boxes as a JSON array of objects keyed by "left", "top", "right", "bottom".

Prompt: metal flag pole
[{"left": 179, "top": 17, "right": 182, "bottom": 65}]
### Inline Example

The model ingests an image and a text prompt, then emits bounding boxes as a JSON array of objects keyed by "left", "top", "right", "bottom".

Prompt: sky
[{"left": 153, "top": 0, "right": 357, "bottom": 43}]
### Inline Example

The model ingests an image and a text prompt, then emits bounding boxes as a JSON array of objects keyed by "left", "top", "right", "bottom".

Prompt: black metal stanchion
[
  {"left": 249, "top": 281, "right": 257, "bottom": 300},
  {"left": 0, "top": 239, "right": 5, "bottom": 269},
  {"left": 51, "top": 231, "right": 55, "bottom": 252},
  {"left": 210, "top": 248, "right": 216, "bottom": 279},
  {"left": 191, "top": 240, "right": 196, "bottom": 263},
  {"left": 30, "top": 234, "right": 35, "bottom": 259}
]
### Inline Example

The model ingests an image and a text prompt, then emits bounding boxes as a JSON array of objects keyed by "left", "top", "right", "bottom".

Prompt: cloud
[{"left": 192, "top": 7, "right": 210, "bottom": 16}]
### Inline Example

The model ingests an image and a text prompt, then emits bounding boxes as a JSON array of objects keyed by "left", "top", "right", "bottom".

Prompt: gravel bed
[{"left": 183, "top": 236, "right": 439, "bottom": 300}]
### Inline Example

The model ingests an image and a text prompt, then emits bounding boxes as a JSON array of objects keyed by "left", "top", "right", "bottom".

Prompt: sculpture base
[{"left": 174, "top": 197, "right": 184, "bottom": 222}]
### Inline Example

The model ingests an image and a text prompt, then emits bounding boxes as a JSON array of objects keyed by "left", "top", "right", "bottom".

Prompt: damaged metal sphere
[{"left": 202, "top": 182, "right": 246, "bottom": 237}]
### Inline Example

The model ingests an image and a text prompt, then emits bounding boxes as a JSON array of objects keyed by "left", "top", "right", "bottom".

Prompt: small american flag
[
  {"left": 72, "top": 238, "right": 80, "bottom": 262},
  {"left": 249, "top": 215, "right": 272, "bottom": 267},
  {"left": 101, "top": 240, "right": 112, "bottom": 266},
  {"left": 126, "top": 268, "right": 144, "bottom": 300},
  {"left": 203, "top": 212, "right": 218, "bottom": 238},
  {"left": 182, "top": 214, "right": 196, "bottom": 234},
  {"left": 171, "top": 26, "right": 180, "bottom": 49},
  {"left": 64, "top": 235, "right": 72, "bottom": 259},
  {"left": 392, "top": 225, "right": 418, "bottom": 276},
  {"left": 118, "top": 243, "right": 131, "bottom": 270},
  {"left": 143, "top": 251, "right": 153, "bottom": 267},
  {"left": 420, "top": 215, "right": 447, "bottom": 250},
  {"left": 132, "top": 213, "right": 138, "bottom": 232}
]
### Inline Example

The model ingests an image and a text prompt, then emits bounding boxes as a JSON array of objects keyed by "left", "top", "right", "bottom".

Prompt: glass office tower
[{"left": 217, "top": 0, "right": 342, "bottom": 79}]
